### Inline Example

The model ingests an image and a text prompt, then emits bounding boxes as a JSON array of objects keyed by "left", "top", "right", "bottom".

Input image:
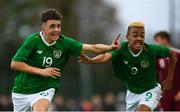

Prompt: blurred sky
[{"left": 105, "top": 0, "right": 170, "bottom": 43}]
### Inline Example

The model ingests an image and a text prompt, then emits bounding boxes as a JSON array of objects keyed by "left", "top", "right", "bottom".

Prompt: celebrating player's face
[
  {"left": 127, "top": 27, "right": 145, "bottom": 53},
  {"left": 42, "top": 20, "right": 61, "bottom": 43}
]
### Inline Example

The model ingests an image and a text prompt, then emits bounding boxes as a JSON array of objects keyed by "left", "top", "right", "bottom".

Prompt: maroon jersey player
[{"left": 154, "top": 31, "right": 180, "bottom": 111}]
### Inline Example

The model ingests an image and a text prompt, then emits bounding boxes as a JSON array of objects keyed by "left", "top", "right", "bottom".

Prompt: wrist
[
  {"left": 109, "top": 45, "right": 113, "bottom": 51},
  {"left": 90, "top": 58, "right": 97, "bottom": 64},
  {"left": 90, "top": 58, "right": 95, "bottom": 63},
  {"left": 37, "top": 68, "right": 43, "bottom": 75}
]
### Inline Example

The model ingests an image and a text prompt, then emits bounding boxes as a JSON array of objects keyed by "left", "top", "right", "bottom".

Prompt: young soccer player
[
  {"left": 10, "top": 8, "right": 120, "bottom": 111},
  {"left": 154, "top": 31, "right": 180, "bottom": 111},
  {"left": 79, "top": 22, "right": 177, "bottom": 111}
]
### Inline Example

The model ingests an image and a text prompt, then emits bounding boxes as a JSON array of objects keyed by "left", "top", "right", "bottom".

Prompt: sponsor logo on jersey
[
  {"left": 123, "top": 60, "right": 128, "bottom": 65},
  {"left": 36, "top": 50, "right": 43, "bottom": 54},
  {"left": 53, "top": 50, "right": 62, "bottom": 58},
  {"left": 140, "top": 60, "right": 149, "bottom": 68}
]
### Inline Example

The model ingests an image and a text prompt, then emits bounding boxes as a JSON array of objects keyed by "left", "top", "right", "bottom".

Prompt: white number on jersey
[{"left": 42, "top": 57, "right": 53, "bottom": 67}]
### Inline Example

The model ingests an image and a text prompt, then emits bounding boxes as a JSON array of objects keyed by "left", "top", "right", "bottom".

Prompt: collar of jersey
[
  {"left": 128, "top": 45, "right": 143, "bottom": 57},
  {"left": 40, "top": 31, "right": 56, "bottom": 46}
]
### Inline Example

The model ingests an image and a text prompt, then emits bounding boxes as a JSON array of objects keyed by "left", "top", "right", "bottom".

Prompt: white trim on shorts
[
  {"left": 12, "top": 88, "right": 55, "bottom": 112},
  {"left": 126, "top": 83, "right": 162, "bottom": 111}
]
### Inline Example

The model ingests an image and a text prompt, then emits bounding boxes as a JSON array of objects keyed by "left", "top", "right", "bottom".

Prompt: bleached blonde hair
[{"left": 127, "top": 21, "right": 144, "bottom": 34}]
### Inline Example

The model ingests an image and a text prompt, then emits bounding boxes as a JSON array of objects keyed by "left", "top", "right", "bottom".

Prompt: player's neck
[
  {"left": 40, "top": 31, "right": 56, "bottom": 46},
  {"left": 166, "top": 44, "right": 171, "bottom": 48},
  {"left": 42, "top": 33, "right": 54, "bottom": 44},
  {"left": 128, "top": 46, "right": 143, "bottom": 57}
]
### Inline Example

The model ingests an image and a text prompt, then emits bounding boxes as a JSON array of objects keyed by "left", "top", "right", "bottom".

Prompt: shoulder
[
  {"left": 170, "top": 47, "right": 180, "bottom": 58},
  {"left": 60, "top": 34, "right": 82, "bottom": 46},
  {"left": 113, "top": 41, "right": 128, "bottom": 52},
  {"left": 60, "top": 34, "right": 76, "bottom": 42},
  {"left": 24, "top": 32, "right": 40, "bottom": 43},
  {"left": 121, "top": 41, "right": 128, "bottom": 48},
  {"left": 111, "top": 41, "right": 128, "bottom": 58},
  {"left": 146, "top": 43, "right": 169, "bottom": 51},
  {"left": 170, "top": 47, "right": 180, "bottom": 53},
  {"left": 145, "top": 43, "right": 157, "bottom": 49}
]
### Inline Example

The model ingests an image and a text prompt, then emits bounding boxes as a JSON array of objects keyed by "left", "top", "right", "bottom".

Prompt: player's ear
[
  {"left": 126, "top": 34, "right": 129, "bottom": 40},
  {"left": 41, "top": 23, "right": 45, "bottom": 31}
]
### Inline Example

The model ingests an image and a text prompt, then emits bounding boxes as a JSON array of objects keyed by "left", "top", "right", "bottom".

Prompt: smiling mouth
[
  {"left": 135, "top": 42, "right": 142, "bottom": 46},
  {"left": 51, "top": 32, "right": 60, "bottom": 36}
]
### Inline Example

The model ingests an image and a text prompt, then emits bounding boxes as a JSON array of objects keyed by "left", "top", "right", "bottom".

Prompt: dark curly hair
[{"left": 41, "top": 8, "right": 62, "bottom": 23}]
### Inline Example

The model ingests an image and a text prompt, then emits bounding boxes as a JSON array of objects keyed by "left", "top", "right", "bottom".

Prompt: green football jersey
[
  {"left": 12, "top": 32, "right": 82, "bottom": 94},
  {"left": 111, "top": 41, "right": 170, "bottom": 94}
]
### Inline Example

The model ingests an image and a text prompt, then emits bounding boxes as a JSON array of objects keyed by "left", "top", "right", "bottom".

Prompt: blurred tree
[{"left": 75, "top": 0, "right": 121, "bottom": 99}]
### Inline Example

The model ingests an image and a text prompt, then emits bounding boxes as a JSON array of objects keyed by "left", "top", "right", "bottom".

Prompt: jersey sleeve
[
  {"left": 110, "top": 42, "right": 125, "bottom": 60},
  {"left": 150, "top": 44, "right": 170, "bottom": 58},
  {"left": 111, "top": 49, "right": 120, "bottom": 78},
  {"left": 110, "top": 50, "right": 119, "bottom": 60},
  {"left": 12, "top": 34, "right": 36, "bottom": 62},
  {"left": 67, "top": 37, "right": 83, "bottom": 57},
  {"left": 110, "top": 42, "right": 125, "bottom": 79}
]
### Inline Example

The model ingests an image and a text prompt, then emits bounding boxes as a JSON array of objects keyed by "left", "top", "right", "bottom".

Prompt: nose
[
  {"left": 54, "top": 26, "right": 60, "bottom": 31},
  {"left": 137, "top": 35, "right": 143, "bottom": 40}
]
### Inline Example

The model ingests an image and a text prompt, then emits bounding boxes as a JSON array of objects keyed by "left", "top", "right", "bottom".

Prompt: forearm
[
  {"left": 79, "top": 53, "right": 112, "bottom": 64},
  {"left": 92, "top": 53, "right": 111, "bottom": 63},
  {"left": 91, "top": 54, "right": 106, "bottom": 63},
  {"left": 82, "top": 44, "right": 112, "bottom": 54},
  {"left": 167, "top": 51, "right": 177, "bottom": 80},
  {"left": 92, "top": 44, "right": 112, "bottom": 54},
  {"left": 11, "top": 61, "right": 42, "bottom": 75}
]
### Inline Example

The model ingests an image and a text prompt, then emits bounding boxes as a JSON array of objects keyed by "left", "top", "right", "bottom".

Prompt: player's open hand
[
  {"left": 111, "top": 33, "right": 121, "bottom": 50},
  {"left": 78, "top": 54, "right": 93, "bottom": 64},
  {"left": 40, "top": 67, "right": 61, "bottom": 79},
  {"left": 161, "top": 79, "right": 173, "bottom": 93}
]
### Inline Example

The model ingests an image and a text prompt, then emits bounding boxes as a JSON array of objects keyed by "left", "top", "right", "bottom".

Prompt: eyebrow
[
  {"left": 132, "top": 32, "right": 144, "bottom": 34},
  {"left": 50, "top": 23, "right": 60, "bottom": 26}
]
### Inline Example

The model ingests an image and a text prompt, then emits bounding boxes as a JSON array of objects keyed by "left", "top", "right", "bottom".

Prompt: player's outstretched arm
[
  {"left": 162, "top": 50, "right": 177, "bottom": 93},
  {"left": 11, "top": 61, "right": 61, "bottom": 79},
  {"left": 81, "top": 34, "right": 120, "bottom": 54},
  {"left": 79, "top": 52, "right": 112, "bottom": 64}
]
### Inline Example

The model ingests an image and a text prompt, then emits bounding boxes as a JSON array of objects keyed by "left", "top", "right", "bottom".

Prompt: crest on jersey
[
  {"left": 140, "top": 60, "right": 149, "bottom": 68},
  {"left": 53, "top": 50, "right": 62, "bottom": 58}
]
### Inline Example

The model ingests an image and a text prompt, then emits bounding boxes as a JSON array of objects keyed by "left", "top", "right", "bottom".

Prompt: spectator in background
[
  {"left": 64, "top": 98, "right": 80, "bottom": 111},
  {"left": 0, "top": 95, "right": 13, "bottom": 111},
  {"left": 52, "top": 95, "right": 65, "bottom": 111},
  {"left": 91, "top": 94, "right": 103, "bottom": 111},
  {"left": 103, "top": 91, "right": 116, "bottom": 111},
  {"left": 80, "top": 99, "right": 93, "bottom": 111},
  {"left": 154, "top": 31, "right": 180, "bottom": 111}
]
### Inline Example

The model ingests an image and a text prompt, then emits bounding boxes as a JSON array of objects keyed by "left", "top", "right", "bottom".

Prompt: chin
[
  {"left": 52, "top": 36, "right": 59, "bottom": 41},
  {"left": 135, "top": 47, "right": 143, "bottom": 51}
]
